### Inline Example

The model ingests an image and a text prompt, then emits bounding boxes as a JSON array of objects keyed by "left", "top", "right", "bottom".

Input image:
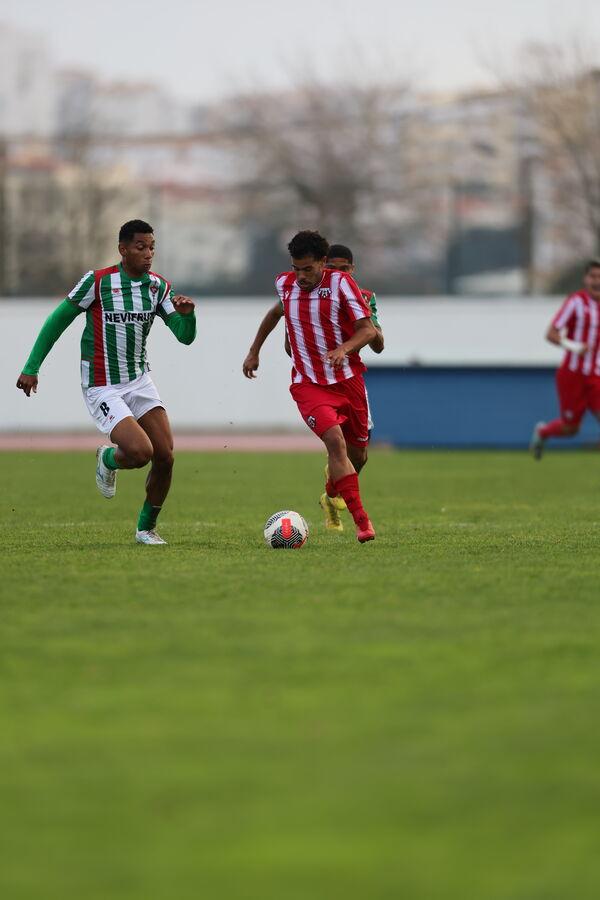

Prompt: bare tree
[
  {"left": 216, "top": 74, "right": 416, "bottom": 278},
  {"left": 54, "top": 72, "right": 147, "bottom": 284},
  {"left": 507, "top": 40, "right": 600, "bottom": 267}
]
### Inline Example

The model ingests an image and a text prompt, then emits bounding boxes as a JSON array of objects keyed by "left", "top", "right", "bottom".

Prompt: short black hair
[
  {"left": 288, "top": 230, "right": 329, "bottom": 261},
  {"left": 585, "top": 259, "right": 600, "bottom": 274},
  {"left": 119, "top": 220, "right": 153, "bottom": 243},
  {"left": 327, "top": 244, "right": 353, "bottom": 263}
]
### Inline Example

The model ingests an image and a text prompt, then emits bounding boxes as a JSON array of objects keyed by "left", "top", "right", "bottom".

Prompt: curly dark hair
[
  {"left": 585, "top": 259, "right": 600, "bottom": 274},
  {"left": 287, "top": 230, "right": 329, "bottom": 261},
  {"left": 119, "top": 219, "right": 153, "bottom": 243}
]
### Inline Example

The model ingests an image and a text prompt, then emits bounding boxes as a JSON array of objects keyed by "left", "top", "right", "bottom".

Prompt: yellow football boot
[{"left": 320, "top": 492, "right": 344, "bottom": 532}]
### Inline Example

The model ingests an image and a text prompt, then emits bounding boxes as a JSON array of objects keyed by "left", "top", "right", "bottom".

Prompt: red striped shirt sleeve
[
  {"left": 275, "top": 274, "right": 286, "bottom": 306},
  {"left": 552, "top": 295, "right": 576, "bottom": 329},
  {"left": 338, "top": 274, "right": 371, "bottom": 321}
]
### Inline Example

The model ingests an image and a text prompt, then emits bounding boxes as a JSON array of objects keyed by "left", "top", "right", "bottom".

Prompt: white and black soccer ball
[{"left": 264, "top": 510, "right": 308, "bottom": 549}]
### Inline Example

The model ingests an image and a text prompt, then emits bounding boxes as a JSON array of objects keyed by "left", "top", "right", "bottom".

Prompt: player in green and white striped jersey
[{"left": 16, "top": 220, "right": 197, "bottom": 545}]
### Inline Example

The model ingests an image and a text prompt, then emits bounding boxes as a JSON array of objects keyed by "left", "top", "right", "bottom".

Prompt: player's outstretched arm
[
  {"left": 368, "top": 293, "right": 384, "bottom": 353},
  {"left": 546, "top": 325, "right": 562, "bottom": 346},
  {"left": 369, "top": 327, "right": 384, "bottom": 354},
  {"left": 546, "top": 324, "right": 587, "bottom": 355},
  {"left": 16, "top": 373, "right": 38, "bottom": 397},
  {"left": 172, "top": 295, "right": 195, "bottom": 316},
  {"left": 162, "top": 295, "right": 196, "bottom": 345},
  {"left": 243, "top": 302, "right": 284, "bottom": 379},
  {"left": 16, "top": 300, "right": 82, "bottom": 397},
  {"left": 326, "top": 317, "right": 377, "bottom": 369}
]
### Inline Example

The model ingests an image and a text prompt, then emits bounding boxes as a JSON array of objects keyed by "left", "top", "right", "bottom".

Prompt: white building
[
  {"left": 92, "top": 81, "right": 191, "bottom": 137},
  {"left": 0, "top": 23, "right": 56, "bottom": 137},
  {"left": 56, "top": 71, "right": 193, "bottom": 138}
]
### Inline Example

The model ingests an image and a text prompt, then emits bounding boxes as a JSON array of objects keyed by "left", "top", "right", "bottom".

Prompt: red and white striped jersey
[
  {"left": 552, "top": 291, "right": 600, "bottom": 375},
  {"left": 276, "top": 269, "right": 371, "bottom": 385}
]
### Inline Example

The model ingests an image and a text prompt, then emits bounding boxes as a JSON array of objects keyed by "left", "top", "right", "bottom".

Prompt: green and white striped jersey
[{"left": 68, "top": 263, "right": 177, "bottom": 387}]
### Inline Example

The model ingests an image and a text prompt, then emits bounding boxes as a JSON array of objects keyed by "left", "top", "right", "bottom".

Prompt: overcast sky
[{"left": 4, "top": 0, "right": 600, "bottom": 100}]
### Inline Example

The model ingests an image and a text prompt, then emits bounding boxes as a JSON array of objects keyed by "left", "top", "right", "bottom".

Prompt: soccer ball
[{"left": 264, "top": 510, "right": 308, "bottom": 549}]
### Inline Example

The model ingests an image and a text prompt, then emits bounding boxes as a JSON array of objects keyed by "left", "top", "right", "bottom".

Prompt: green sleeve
[
  {"left": 370, "top": 293, "right": 381, "bottom": 330},
  {"left": 162, "top": 311, "right": 197, "bottom": 345},
  {"left": 21, "top": 300, "right": 83, "bottom": 375}
]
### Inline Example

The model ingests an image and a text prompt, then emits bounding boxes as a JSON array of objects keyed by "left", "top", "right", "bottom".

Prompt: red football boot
[{"left": 356, "top": 520, "right": 376, "bottom": 543}]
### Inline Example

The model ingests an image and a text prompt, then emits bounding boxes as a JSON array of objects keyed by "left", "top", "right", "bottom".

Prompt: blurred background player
[
  {"left": 530, "top": 260, "right": 600, "bottom": 459},
  {"left": 319, "top": 243, "right": 384, "bottom": 530},
  {"left": 243, "top": 229, "right": 377, "bottom": 543},
  {"left": 16, "top": 219, "right": 197, "bottom": 544},
  {"left": 326, "top": 244, "right": 384, "bottom": 353}
]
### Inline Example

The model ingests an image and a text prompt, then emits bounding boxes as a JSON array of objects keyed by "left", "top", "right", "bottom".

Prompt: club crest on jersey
[
  {"left": 318, "top": 288, "right": 331, "bottom": 299},
  {"left": 112, "top": 288, "right": 121, "bottom": 295},
  {"left": 150, "top": 283, "right": 159, "bottom": 295}
]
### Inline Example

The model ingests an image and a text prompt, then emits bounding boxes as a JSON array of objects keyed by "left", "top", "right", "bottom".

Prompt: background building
[
  {"left": 0, "top": 23, "right": 56, "bottom": 137},
  {"left": 1, "top": 19, "right": 599, "bottom": 297}
]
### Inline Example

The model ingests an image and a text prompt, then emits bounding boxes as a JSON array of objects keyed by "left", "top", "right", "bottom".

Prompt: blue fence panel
[{"left": 365, "top": 366, "right": 600, "bottom": 448}]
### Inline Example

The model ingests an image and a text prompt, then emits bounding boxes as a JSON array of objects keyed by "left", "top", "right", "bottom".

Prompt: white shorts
[{"left": 82, "top": 372, "right": 164, "bottom": 436}]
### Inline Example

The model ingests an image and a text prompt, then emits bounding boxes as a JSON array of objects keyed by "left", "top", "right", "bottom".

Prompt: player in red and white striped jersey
[
  {"left": 317, "top": 243, "right": 384, "bottom": 531},
  {"left": 243, "top": 230, "right": 377, "bottom": 543},
  {"left": 530, "top": 260, "right": 600, "bottom": 458}
]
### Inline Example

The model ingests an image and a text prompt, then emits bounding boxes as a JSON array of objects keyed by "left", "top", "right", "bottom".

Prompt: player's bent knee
[
  {"left": 153, "top": 449, "right": 174, "bottom": 471},
  {"left": 132, "top": 449, "right": 153, "bottom": 468},
  {"left": 321, "top": 427, "right": 346, "bottom": 454},
  {"left": 325, "top": 437, "right": 347, "bottom": 460},
  {"left": 347, "top": 443, "right": 368, "bottom": 471},
  {"left": 355, "top": 456, "right": 368, "bottom": 473},
  {"left": 126, "top": 441, "right": 153, "bottom": 468}
]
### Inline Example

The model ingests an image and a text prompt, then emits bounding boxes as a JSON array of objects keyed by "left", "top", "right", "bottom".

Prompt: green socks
[
  {"left": 138, "top": 500, "right": 161, "bottom": 532},
  {"left": 102, "top": 447, "right": 121, "bottom": 471},
  {"left": 101, "top": 450, "right": 162, "bottom": 532},
  {"left": 102, "top": 450, "right": 161, "bottom": 532}
]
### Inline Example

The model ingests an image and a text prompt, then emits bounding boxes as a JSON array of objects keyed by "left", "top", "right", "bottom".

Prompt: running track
[{"left": 0, "top": 433, "right": 322, "bottom": 452}]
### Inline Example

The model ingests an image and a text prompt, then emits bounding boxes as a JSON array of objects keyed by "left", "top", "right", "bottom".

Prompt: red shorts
[
  {"left": 290, "top": 374, "right": 370, "bottom": 447},
  {"left": 557, "top": 367, "right": 600, "bottom": 426}
]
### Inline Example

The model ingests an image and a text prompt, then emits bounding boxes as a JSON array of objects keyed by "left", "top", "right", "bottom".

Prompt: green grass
[{"left": 2, "top": 448, "right": 600, "bottom": 899}]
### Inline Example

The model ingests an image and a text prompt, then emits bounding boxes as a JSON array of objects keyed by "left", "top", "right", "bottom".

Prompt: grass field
[{"left": 2, "top": 448, "right": 600, "bottom": 900}]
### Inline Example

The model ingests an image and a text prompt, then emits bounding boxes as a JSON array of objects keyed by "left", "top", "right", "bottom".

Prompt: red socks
[
  {"left": 325, "top": 478, "right": 337, "bottom": 498},
  {"left": 333, "top": 473, "right": 369, "bottom": 529},
  {"left": 539, "top": 419, "right": 571, "bottom": 439}
]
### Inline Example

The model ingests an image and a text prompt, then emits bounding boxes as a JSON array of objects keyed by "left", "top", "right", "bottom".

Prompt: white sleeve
[
  {"left": 67, "top": 270, "right": 95, "bottom": 309},
  {"left": 158, "top": 282, "right": 175, "bottom": 316}
]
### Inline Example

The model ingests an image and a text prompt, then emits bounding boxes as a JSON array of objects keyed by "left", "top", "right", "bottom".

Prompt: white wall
[
  {"left": 371, "top": 297, "right": 563, "bottom": 366},
  {"left": 1, "top": 297, "right": 564, "bottom": 432}
]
